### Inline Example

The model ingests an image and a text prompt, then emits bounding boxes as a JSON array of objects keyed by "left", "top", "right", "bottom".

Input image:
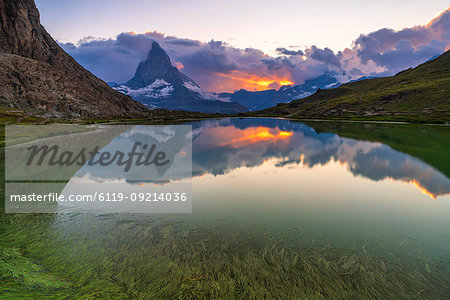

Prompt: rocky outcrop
[{"left": 0, "top": 0, "right": 148, "bottom": 118}]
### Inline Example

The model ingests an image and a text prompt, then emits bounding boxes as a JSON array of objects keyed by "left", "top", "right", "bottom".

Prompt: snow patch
[
  {"left": 294, "top": 92, "right": 312, "bottom": 98},
  {"left": 148, "top": 79, "right": 171, "bottom": 88},
  {"left": 114, "top": 79, "right": 174, "bottom": 99},
  {"left": 183, "top": 82, "right": 231, "bottom": 102},
  {"left": 324, "top": 83, "right": 338, "bottom": 89}
]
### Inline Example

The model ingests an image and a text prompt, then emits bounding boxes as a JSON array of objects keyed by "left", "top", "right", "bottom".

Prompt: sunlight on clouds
[{"left": 218, "top": 71, "right": 294, "bottom": 91}]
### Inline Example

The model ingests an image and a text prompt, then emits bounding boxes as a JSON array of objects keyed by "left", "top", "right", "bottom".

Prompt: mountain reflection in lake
[{"left": 190, "top": 118, "right": 449, "bottom": 199}]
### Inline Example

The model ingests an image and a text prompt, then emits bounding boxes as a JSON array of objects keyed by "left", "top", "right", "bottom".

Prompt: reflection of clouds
[
  {"left": 58, "top": 125, "right": 193, "bottom": 213},
  {"left": 70, "top": 172, "right": 127, "bottom": 184},
  {"left": 348, "top": 147, "right": 448, "bottom": 198},
  {"left": 119, "top": 125, "right": 176, "bottom": 143},
  {"left": 190, "top": 119, "right": 450, "bottom": 199},
  {"left": 73, "top": 125, "right": 192, "bottom": 183}
]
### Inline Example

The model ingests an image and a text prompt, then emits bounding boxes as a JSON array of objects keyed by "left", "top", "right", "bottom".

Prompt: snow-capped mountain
[
  {"left": 113, "top": 42, "right": 248, "bottom": 113},
  {"left": 216, "top": 73, "right": 342, "bottom": 111}
]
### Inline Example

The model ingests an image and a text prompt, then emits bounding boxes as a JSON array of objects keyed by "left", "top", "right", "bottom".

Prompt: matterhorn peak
[
  {"left": 115, "top": 42, "right": 248, "bottom": 113},
  {"left": 146, "top": 41, "right": 171, "bottom": 64}
]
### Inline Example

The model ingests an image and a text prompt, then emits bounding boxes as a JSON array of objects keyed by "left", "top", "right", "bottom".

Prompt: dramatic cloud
[
  {"left": 306, "top": 46, "right": 341, "bottom": 68},
  {"left": 352, "top": 8, "right": 450, "bottom": 74},
  {"left": 60, "top": 8, "right": 450, "bottom": 92},
  {"left": 276, "top": 47, "right": 304, "bottom": 56}
]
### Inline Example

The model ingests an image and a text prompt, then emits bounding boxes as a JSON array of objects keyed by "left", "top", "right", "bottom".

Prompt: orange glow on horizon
[
  {"left": 278, "top": 79, "right": 295, "bottom": 86},
  {"left": 279, "top": 131, "right": 293, "bottom": 137},
  {"left": 214, "top": 71, "right": 294, "bottom": 92}
]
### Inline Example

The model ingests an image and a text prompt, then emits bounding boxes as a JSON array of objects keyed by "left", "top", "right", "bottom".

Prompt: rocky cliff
[{"left": 0, "top": 0, "right": 148, "bottom": 118}]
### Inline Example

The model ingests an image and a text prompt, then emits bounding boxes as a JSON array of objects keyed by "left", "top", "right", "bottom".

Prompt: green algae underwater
[{"left": 1, "top": 119, "right": 449, "bottom": 299}]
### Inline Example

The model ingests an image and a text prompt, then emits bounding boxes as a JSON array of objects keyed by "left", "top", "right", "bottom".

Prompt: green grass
[
  {"left": 0, "top": 214, "right": 448, "bottom": 299},
  {"left": 0, "top": 245, "right": 69, "bottom": 299},
  {"left": 0, "top": 215, "right": 130, "bottom": 299}
]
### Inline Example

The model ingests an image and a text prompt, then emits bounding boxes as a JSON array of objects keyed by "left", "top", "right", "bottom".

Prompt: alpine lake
[{"left": 1, "top": 118, "right": 449, "bottom": 299}]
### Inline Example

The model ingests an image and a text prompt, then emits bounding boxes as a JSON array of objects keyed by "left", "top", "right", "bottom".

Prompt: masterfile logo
[
  {"left": 25, "top": 142, "right": 171, "bottom": 172},
  {"left": 5, "top": 125, "right": 192, "bottom": 213}
]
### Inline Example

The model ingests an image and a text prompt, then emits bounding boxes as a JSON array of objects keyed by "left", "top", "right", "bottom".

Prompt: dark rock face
[
  {"left": 114, "top": 42, "right": 248, "bottom": 114},
  {"left": 0, "top": 0, "right": 147, "bottom": 117},
  {"left": 126, "top": 42, "right": 196, "bottom": 89}
]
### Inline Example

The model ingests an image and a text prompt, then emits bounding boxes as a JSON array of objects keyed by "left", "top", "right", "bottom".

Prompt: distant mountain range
[
  {"left": 255, "top": 50, "right": 450, "bottom": 123},
  {"left": 216, "top": 73, "right": 341, "bottom": 111},
  {"left": 0, "top": 0, "right": 148, "bottom": 118},
  {"left": 112, "top": 42, "right": 248, "bottom": 114}
]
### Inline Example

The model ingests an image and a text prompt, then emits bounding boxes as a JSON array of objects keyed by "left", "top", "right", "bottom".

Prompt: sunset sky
[{"left": 35, "top": 0, "right": 450, "bottom": 92}]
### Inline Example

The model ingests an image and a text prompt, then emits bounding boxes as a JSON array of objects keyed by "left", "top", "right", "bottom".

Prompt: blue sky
[
  {"left": 36, "top": 0, "right": 449, "bottom": 54},
  {"left": 35, "top": 1, "right": 450, "bottom": 92}
]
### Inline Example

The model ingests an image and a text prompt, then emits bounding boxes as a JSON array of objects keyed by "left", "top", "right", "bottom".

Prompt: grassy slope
[{"left": 255, "top": 50, "right": 450, "bottom": 123}]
